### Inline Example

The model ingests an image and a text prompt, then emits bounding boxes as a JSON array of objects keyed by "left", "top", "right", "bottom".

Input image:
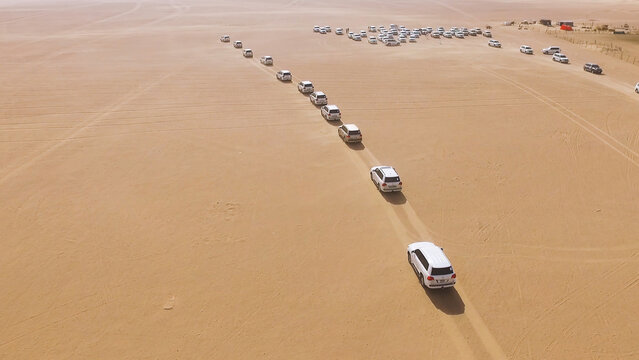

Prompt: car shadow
[
  {"left": 423, "top": 287, "right": 465, "bottom": 315},
  {"left": 346, "top": 142, "right": 365, "bottom": 151},
  {"left": 381, "top": 191, "right": 406, "bottom": 205},
  {"left": 326, "top": 120, "right": 343, "bottom": 126}
]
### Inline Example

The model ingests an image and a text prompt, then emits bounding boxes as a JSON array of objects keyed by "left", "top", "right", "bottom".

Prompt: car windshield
[
  {"left": 431, "top": 266, "right": 453, "bottom": 275},
  {"left": 385, "top": 176, "right": 400, "bottom": 182}
]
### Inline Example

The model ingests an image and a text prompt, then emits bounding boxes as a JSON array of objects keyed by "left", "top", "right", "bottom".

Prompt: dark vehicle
[{"left": 583, "top": 63, "right": 603, "bottom": 74}]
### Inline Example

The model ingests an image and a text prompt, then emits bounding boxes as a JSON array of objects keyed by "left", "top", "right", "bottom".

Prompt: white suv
[
  {"left": 276, "top": 70, "right": 292, "bottom": 81},
  {"left": 321, "top": 105, "right": 341, "bottom": 121},
  {"left": 220, "top": 35, "right": 230, "bottom": 42},
  {"left": 309, "top": 91, "right": 327, "bottom": 105},
  {"left": 488, "top": 39, "right": 501, "bottom": 48},
  {"left": 635, "top": 83, "right": 639, "bottom": 93},
  {"left": 242, "top": 49, "right": 253, "bottom": 57},
  {"left": 543, "top": 46, "right": 561, "bottom": 55},
  {"left": 297, "top": 81, "right": 314, "bottom": 93},
  {"left": 552, "top": 53, "right": 569, "bottom": 63},
  {"left": 260, "top": 56, "right": 273, "bottom": 65},
  {"left": 233, "top": 40, "right": 242, "bottom": 48},
  {"left": 370, "top": 166, "right": 402, "bottom": 192},
  {"left": 520, "top": 45, "right": 533, "bottom": 54},
  {"left": 407, "top": 242, "right": 456, "bottom": 289},
  {"left": 338, "top": 124, "right": 362, "bottom": 143},
  {"left": 335, "top": 28, "right": 344, "bottom": 35}
]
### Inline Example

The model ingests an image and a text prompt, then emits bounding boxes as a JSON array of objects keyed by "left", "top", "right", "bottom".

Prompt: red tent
[{"left": 560, "top": 24, "right": 573, "bottom": 31}]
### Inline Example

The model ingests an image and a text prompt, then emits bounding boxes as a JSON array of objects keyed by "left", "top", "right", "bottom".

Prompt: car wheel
[
  {"left": 407, "top": 252, "right": 411, "bottom": 263},
  {"left": 419, "top": 274, "right": 425, "bottom": 287}
]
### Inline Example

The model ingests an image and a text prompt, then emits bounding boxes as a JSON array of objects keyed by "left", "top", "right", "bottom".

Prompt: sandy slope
[{"left": 1, "top": 0, "right": 639, "bottom": 358}]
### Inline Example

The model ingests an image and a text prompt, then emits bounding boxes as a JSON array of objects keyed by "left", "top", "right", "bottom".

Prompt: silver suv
[
  {"left": 321, "top": 105, "right": 341, "bottom": 121},
  {"left": 338, "top": 124, "right": 362, "bottom": 143},
  {"left": 297, "top": 81, "right": 314, "bottom": 94},
  {"left": 543, "top": 46, "right": 561, "bottom": 55},
  {"left": 309, "top": 91, "right": 327, "bottom": 105},
  {"left": 276, "top": 70, "right": 292, "bottom": 81},
  {"left": 370, "top": 166, "right": 402, "bottom": 192}
]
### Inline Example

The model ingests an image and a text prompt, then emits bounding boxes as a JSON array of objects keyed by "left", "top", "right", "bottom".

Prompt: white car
[
  {"left": 520, "top": 45, "right": 533, "bottom": 54},
  {"left": 260, "top": 56, "right": 273, "bottom": 65},
  {"left": 407, "top": 242, "right": 456, "bottom": 289},
  {"left": 399, "top": 37, "right": 407, "bottom": 43},
  {"left": 431, "top": 32, "right": 440, "bottom": 38},
  {"left": 233, "top": 40, "right": 242, "bottom": 48},
  {"left": 635, "top": 83, "right": 639, "bottom": 93},
  {"left": 321, "top": 105, "right": 341, "bottom": 121},
  {"left": 469, "top": 30, "right": 477, "bottom": 36},
  {"left": 368, "top": 25, "right": 377, "bottom": 32},
  {"left": 370, "top": 166, "right": 402, "bottom": 192},
  {"left": 338, "top": 124, "right": 362, "bottom": 143},
  {"left": 455, "top": 32, "right": 464, "bottom": 38},
  {"left": 488, "top": 39, "right": 501, "bottom": 48},
  {"left": 386, "top": 39, "right": 400, "bottom": 46},
  {"left": 543, "top": 46, "right": 561, "bottom": 55},
  {"left": 443, "top": 32, "right": 452, "bottom": 38},
  {"left": 309, "top": 91, "right": 327, "bottom": 105},
  {"left": 324, "top": 26, "right": 331, "bottom": 32},
  {"left": 297, "top": 80, "right": 314, "bottom": 94},
  {"left": 319, "top": 28, "right": 327, "bottom": 34},
  {"left": 276, "top": 70, "right": 292, "bottom": 81},
  {"left": 335, "top": 28, "right": 344, "bottom": 35},
  {"left": 353, "top": 34, "right": 361, "bottom": 41},
  {"left": 348, "top": 32, "right": 354, "bottom": 39},
  {"left": 313, "top": 25, "right": 320, "bottom": 32},
  {"left": 220, "top": 35, "right": 230, "bottom": 42},
  {"left": 552, "top": 53, "right": 569, "bottom": 63},
  {"left": 360, "top": 30, "right": 367, "bottom": 38},
  {"left": 368, "top": 37, "right": 377, "bottom": 44},
  {"left": 409, "top": 36, "right": 417, "bottom": 43},
  {"left": 483, "top": 30, "right": 492, "bottom": 37},
  {"left": 242, "top": 49, "right": 253, "bottom": 57}
]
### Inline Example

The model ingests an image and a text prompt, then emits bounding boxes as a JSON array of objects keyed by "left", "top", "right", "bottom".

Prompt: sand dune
[{"left": 2, "top": 0, "right": 639, "bottom": 358}]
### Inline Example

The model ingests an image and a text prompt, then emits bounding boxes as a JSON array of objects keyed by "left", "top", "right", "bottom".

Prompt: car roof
[
  {"left": 263, "top": 55, "right": 271, "bottom": 58},
  {"left": 374, "top": 166, "right": 398, "bottom": 177},
  {"left": 313, "top": 91, "right": 325, "bottom": 96},
  {"left": 325, "top": 105, "right": 339, "bottom": 110},
  {"left": 343, "top": 124, "right": 359, "bottom": 131},
  {"left": 300, "top": 80, "right": 312, "bottom": 85},
  {"left": 408, "top": 242, "right": 453, "bottom": 268},
  {"left": 280, "top": 70, "right": 290, "bottom": 73}
]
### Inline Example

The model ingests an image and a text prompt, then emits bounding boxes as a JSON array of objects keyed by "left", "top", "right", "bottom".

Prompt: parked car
[
  {"left": 409, "top": 36, "right": 417, "bottom": 42},
  {"left": 338, "top": 124, "right": 362, "bottom": 143},
  {"left": 233, "top": 40, "right": 242, "bottom": 48},
  {"left": 520, "top": 45, "right": 533, "bottom": 54},
  {"left": 386, "top": 39, "right": 400, "bottom": 46},
  {"left": 370, "top": 166, "right": 402, "bottom": 192},
  {"left": 348, "top": 32, "right": 354, "bottom": 39},
  {"left": 443, "top": 32, "right": 453, "bottom": 38},
  {"left": 309, "top": 91, "right": 327, "bottom": 105},
  {"left": 297, "top": 81, "right": 314, "bottom": 94},
  {"left": 407, "top": 242, "right": 456, "bottom": 289},
  {"left": 368, "top": 37, "right": 377, "bottom": 44},
  {"left": 324, "top": 26, "right": 331, "bottom": 32},
  {"left": 313, "top": 25, "right": 320, "bottom": 32},
  {"left": 335, "top": 28, "right": 344, "bottom": 35},
  {"left": 483, "top": 30, "right": 492, "bottom": 37},
  {"left": 260, "top": 56, "right": 273, "bottom": 65},
  {"left": 360, "top": 30, "right": 367, "bottom": 38},
  {"left": 276, "top": 70, "right": 292, "bottom": 81},
  {"left": 469, "top": 30, "right": 477, "bottom": 36},
  {"left": 455, "top": 32, "right": 464, "bottom": 38},
  {"left": 319, "top": 28, "right": 327, "bottom": 34},
  {"left": 543, "top": 46, "right": 561, "bottom": 55},
  {"left": 431, "top": 32, "right": 440, "bottom": 38},
  {"left": 488, "top": 39, "right": 501, "bottom": 47},
  {"left": 369, "top": 25, "right": 377, "bottom": 32},
  {"left": 552, "top": 53, "right": 569, "bottom": 63},
  {"left": 242, "top": 49, "right": 253, "bottom": 57},
  {"left": 399, "top": 37, "right": 407, "bottom": 43},
  {"left": 353, "top": 34, "right": 362, "bottom": 41},
  {"left": 321, "top": 105, "right": 341, "bottom": 121},
  {"left": 583, "top": 63, "right": 602, "bottom": 74},
  {"left": 220, "top": 35, "right": 230, "bottom": 42}
]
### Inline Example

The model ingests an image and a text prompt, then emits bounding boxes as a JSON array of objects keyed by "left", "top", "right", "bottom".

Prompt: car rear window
[
  {"left": 348, "top": 130, "right": 361, "bottom": 135},
  {"left": 304, "top": 84, "right": 313, "bottom": 87},
  {"left": 329, "top": 109, "right": 340, "bottom": 113},
  {"left": 431, "top": 267, "right": 453, "bottom": 275},
  {"left": 385, "top": 176, "right": 400, "bottom": 182},
  {"left": 316, "top": 94, "right": 326, "bottom": 98}
]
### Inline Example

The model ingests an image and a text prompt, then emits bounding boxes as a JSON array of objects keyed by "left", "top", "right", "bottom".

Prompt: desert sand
[{"left": 2, "top": 0, "right": 639, "bottom": 358}]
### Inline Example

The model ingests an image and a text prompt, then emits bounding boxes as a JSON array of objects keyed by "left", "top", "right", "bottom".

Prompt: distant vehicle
[
  {"left": 386, "top": 39, "right": 400, "bottom": 46},
  {"left": 552, "top": 53, "right": 569, "bottom": 63},
  {"left": 348, "top": 32, "right": 354, "bottom": 39},
  {"left": 469, "top": 30, "right": 477, "bottom": 36},
  {"left": 260, "top": 56, "right": 273, "bottom": 65},
  {"left": 338, "top": 124, "right": 362, "bottom": 143},
  {"left": 370, "top": 166, "right": 402, "bottom": 192},
  {"left": 520, "top": 45, "right": 533, "bottom": 54},
  {"left": 309, "top": 91, "right": 327, "bottom": 105},
  {"left": 488, "top": 39, "right": 502, "bottom": 48},
  {"left": 220, "top": 35, "right": 230, "bottom": 42},
  {"left": 368, "top": 37, "right": 377, "bottom": 44},
  {"left": 407, "top": 242, "right": 456, "bottom": 289},
  {"left": 399, "top": 37, "right": 407, "bottom": 43},
  {"left": 359, "top": 30, "right": 367, "bottom": 38},
  {"left": 233, "top": 41, "right": 242, "bottom": 48},
  {"left": 474, "top": 28, "right": 483, "bottom": 34},
  {"left": 431, "top": 32, "right": 440, "bottom": 38},
  {"left": 583, "top": 63, "right": 602, "bottom": 74},
  {"left": 409, "top": 36, "right": 417, "bottom": 42},
  {"left": 437, "top": 27, "right": 445, "bottom": 32},
  {"left": 462, "top": 29, "right": 469, "bottom": 36},
  {"left": 313, "top": 25, "right": 320, "bottom": 32},
  {"left": 353, "top": 34, "right": 362, "bottom": 41},
  {"left": 635, "top": 83, "right": 639, "bottom": 93},
  {"left": 443, "top": 32, "right": 453, "bottom": 38},
  {"left": 455, "top": 32, "right": 464, "bottom": 38},
  {"left": 276, "top": 70, "right": 292, "bottom": 81},
  {"left": 242, "top": 49, "right": 253, "bottom": 57},
  {"left": 297, "top": 81, "right": 314, "bottom": 93},
  {"left": 324, "top": 26, "right": 331, "bottom": 32},
  {"left": 543, "top": 46, "right": 561, "bottom": 55},
  {"left": 483, "top": 30, "right": 492, "bottom": 37},
  {"left": 321, "top": 105, "right": 341, "bottom": 121},
  {"left": 319, "top": 28, "right": 327, "bottom": 34},
  {"left": 369, "top": 25, "right": 377, "bottom": 32},
  {"left": 335, "top": 28, "right": 344, "bottom": 35}
]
